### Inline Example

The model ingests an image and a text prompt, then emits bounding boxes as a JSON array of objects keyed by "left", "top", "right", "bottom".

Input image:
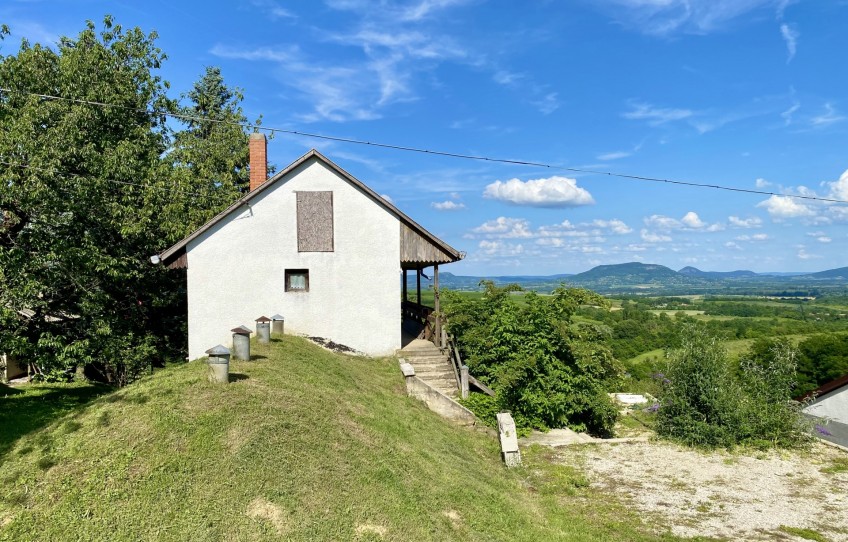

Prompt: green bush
[
  {"left": 445, "top": 283, "right": 622, "bottom": 437},
  {"left": 656, "top": 326, "right": 811, "bottom": 449}
]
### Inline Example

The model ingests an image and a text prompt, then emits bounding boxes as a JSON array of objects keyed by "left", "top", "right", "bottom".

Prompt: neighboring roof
[
  {"left": 798, "top": 373, "right": 848, "bottom": 402},
  {"left": 158, "top": 149, "right": 462, "bottom": 267}
]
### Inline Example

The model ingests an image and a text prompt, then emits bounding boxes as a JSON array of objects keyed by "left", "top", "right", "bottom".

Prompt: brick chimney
[{"left": 249, "top": 132, "right": 267, "bottom": 192}]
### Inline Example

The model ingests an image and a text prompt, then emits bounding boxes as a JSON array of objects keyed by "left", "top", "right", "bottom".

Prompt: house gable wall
[
  {"left": 803, "top": 385, "right": 848, "bottom": 425},
  {"left": 185, "top": 157, "right": 401, "bottom": 358}
]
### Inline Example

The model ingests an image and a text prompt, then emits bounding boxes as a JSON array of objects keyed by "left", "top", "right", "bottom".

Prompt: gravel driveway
[{"left": 553, "top": 440, "right": 848, "bottom": 541}]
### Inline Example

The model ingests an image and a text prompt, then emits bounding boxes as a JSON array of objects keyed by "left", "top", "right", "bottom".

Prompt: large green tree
[
  {"left": 162, "top": 66, "right": 253, "bottom": 239},
  {"left": 0, "top": 18, "right": 248, "bottom": 384}
]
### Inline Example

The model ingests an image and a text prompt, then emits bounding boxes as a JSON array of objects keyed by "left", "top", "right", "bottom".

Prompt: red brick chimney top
[{"left": 249, "top": 132, "right": 267, "bottom": 192}]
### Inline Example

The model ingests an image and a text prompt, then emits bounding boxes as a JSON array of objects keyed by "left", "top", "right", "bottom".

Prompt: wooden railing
[{"left": 402, "top": 300, "right": 494, "bottom": 399}]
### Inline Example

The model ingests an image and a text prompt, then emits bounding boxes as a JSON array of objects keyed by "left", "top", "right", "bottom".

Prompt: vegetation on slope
[{"left": 1, "top": 337, "right": 678, "bottom": 542}]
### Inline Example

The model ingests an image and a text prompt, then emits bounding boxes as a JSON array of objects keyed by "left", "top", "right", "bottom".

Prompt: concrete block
[
  {"left": 497, "top": 412, "right": 521, "bottom": 467},
  {"left": 400, "top": 362, "right": 415, "bottom": 377}
]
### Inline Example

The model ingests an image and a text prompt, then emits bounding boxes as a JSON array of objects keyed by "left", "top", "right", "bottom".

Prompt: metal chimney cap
[
  {"left": 255, "top": 315, "right": 272, "bottom": 322},
  {"left": 271, "top": 314, "right": 285, "bottom": 321},
  {"left": 231, "top": 325, "right": 252, "bottom": 335},
  {"left": 205, "top": 344, "right": 231, "bottom": 355}
]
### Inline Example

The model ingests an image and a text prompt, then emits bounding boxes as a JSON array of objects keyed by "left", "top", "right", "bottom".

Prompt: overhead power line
[
  {"left": 0, "top": 158, "right": 221, "bottom": 200},
  {"left": 2, "top": 87, "right": 847, "bottom": 205}
]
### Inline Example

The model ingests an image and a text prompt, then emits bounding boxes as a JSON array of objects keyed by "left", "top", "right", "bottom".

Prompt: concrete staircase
[{"left": 398, "top": 339, "right": 459, "bottom": 398}]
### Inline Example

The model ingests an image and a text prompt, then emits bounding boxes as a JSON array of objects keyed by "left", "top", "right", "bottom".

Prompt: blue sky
[{"left": 3, "top": 0, "right": 848, "bottom": 275}]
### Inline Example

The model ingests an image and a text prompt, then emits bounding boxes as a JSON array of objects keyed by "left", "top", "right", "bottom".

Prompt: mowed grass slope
[{"left": 1, "top": 337, "right": 679, "bottom": 542}]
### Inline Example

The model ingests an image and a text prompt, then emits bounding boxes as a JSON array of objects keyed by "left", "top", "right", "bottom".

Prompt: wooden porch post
[
  {"left": 434, "top": 264, "right": 441, "bottom": 346},
  {"left": 402, "top": 269, "right": 407, "bottom": 303},
  {"left": 416, "top": 268, "right": 422, "bottom": 306}
]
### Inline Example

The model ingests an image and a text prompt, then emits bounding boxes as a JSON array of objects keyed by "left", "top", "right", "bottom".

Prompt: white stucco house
[
  {"left": 156, "top": 134, "right": 462, "bottom": 359},
  {"left": 801, "top": 374, "right": 848, "bottom": 448}
]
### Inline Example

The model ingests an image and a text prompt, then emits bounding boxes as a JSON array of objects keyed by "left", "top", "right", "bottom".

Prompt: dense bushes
[
  {"left": 444, "top": 283, "right": 622, "bottom": 437},
  {"left": 655, "top": 326, "right": 811, "bottom": 448}
]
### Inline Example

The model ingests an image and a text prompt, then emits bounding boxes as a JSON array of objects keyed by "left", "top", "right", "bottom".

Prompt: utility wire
[
  {"left": 0, "top": 158, "right": 224, "bottom": 200},
  {"left": 2, "top": 87, "right": 848, "bottom": 205}
]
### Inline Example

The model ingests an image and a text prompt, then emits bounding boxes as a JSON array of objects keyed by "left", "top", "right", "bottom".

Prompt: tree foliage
[
  {"left": 655, "top": 326, "right": 811, "bottom": 449},
  {"left": 0, "top": 18, "right": 250, "bottom": 384},
  {"left": 443, "top": 282, "right": 622, "bottom": 437}
]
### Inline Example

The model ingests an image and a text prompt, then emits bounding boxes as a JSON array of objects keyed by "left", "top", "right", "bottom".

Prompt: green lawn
[{"left": 1, "top": 337, "right": 683, "bottom": 542}]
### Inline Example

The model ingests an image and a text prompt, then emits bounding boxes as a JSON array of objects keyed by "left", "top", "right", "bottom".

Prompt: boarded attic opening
[{"left": 297, "top": 191, "right": 334, "bottom": 252}]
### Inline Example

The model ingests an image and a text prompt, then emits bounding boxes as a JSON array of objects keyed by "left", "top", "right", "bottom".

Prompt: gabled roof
[
  {"left": 798, "top": 373, "right": 848, "bottom": 402},
  {"left": 158, "top": 149, "right": 462, "bottom": 267}
]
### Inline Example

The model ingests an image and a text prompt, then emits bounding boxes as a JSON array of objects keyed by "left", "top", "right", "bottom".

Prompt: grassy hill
[{"left": 0, "top": 337, "right": 676, "bottom": 542}]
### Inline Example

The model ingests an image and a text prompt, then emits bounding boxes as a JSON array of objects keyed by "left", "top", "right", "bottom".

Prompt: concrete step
[
  {"left": 405, "top": 354, "right": 449, "bottom": 362},
  {"left": 409, "top": 359, "right": 451, "bottom": 369},
  {"left": 413, "top": 370, "right": 455, "bottom": 380}
]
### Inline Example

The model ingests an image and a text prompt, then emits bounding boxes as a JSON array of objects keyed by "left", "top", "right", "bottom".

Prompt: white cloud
[
  {"left": 478, "top": 240, "right": 524, "bottom": 256},
  {"left": 736, "top": 233, "right": 769, "bottom": 241},
  {"left": 472, "top": 217, "right": 533, "bottom": 238},
  {"left": 681, "top": 211, "right": 706, "bottom": 229},
  {"left": 797, "top": 246, "right": 821, "bottom": 260},
  {"left": 251, "top": 0, "right": 297, "bottom": 19},
  {"left": 756, "top": 195, "right": 815, "bottom": 218},
  {"left": 380, "top": 194, "right": 394, "bottom": 203},
  {"left": 623, "top": 102, "right": 693, "bottom": 125},
  {"left": 597, "top": 151, "right": 631, "bottom": 161},
  {"left": 725, "top": 241, "right": 742, "bottom": 250},
  {"left": 644, "top": 212, "right": 719, "bottom": 231},
  {"left": 483, "top": 176, "right": 594, "bottom": 207},
  {"left": 816, "top": 236, "right": 832, "bottom": 243},
  {"left": 531, "top": 92, "right": 560, "bottom": 115},
  {"left": 755, "top": 178, "right": 772, "bottom": 188},
  {"left": 828, "top": 169, "right": 848, "bottom": 201},
  {"left": 640, "top": 229, "right": 672, "bottom": 243},
  {"left": 592, "top": 1, "right": 788, "bottom": 36},
  {"left": 729, "top": 215, "right": 763, "bottom": 228},
  {"left": 780, "top": 23, "right": 798, "bottom": 62},
  {"left": 592, "top": 219, "right": 633, "bottom": 234},
  {"left": 431, "top": 200, "right": 466, "bottom": 211},
  {"left": 644, "top": 215, "right": 682, "bottom": 230},
  {"left": 810, "top": 103, "right": 846, "bottom": 128},
  {"left": 781, "top": 102, "right": 800, "bottom": 126}
]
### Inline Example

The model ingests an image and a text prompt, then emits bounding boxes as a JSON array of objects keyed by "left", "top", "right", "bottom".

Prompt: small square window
[{"left": 285, "top": 269, "right": 309, "bottom": 292}]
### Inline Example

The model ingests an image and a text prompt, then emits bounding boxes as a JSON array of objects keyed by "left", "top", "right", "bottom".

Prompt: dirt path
[{"left": 553, "top": 440, "right": 848, "bottom": 541}]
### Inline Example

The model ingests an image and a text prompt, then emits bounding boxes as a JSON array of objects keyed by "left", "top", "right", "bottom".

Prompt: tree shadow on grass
[
  {"left": 229, "top": 373, "right": 249, "bottom": 383},
  {"left": 0, "top": 382, "right": 112, "bottom": 461}
]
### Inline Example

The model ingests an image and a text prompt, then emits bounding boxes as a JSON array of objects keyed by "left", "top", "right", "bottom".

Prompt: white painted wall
[
  {"left": 185, "top": 157, "right": 401, "bottom": 359},
  {"left": 803, "top": 386, "right": 848, "bottom": 425}
]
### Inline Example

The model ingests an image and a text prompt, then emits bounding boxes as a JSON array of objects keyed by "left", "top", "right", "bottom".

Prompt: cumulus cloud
[
  {"left": 478, "top": 240, "right": 524, "bottom": 257},
  {"left": 431, "top": 200, "right": 466, "bottom": 211},
  {"left": 755, "top": 178, "right": 772, "bottom": 188},
  {"left": 644, "top": 212, "right": 720, "bottom": 231},
  {"left": 472, "top": 217, "right": 533, "bottom": 238},
  {"left": 729, "top": 215, "right": 763, "bottom": 228},
  {"left": 736, "top": 233, "right": 769, "bottom": 241},
  {"left": 644, "top": 215, "right": 682, "bottom": 230},
  {"left": 483, "top": 176, "right": 594, "bottom": 207},
  {"left": 591, "top": 219, "right": 633, "bottom": 234},
  {"left": 640, "top": 229, "right": 672, "bottom": 243},
  {"left": 681, "top": 211, "right": 706, "bottom": 229},
  {"left": 828, "top": 169, "right": 848, "bottom": 201},
  {"left": 756, "top": 195, "right": 815, "bottom": 218}
]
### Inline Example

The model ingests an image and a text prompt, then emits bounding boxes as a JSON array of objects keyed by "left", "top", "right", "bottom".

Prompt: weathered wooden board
[
  {"left": 400, "top": 222, "right": 453, "bottom": 264},
  {"left": 297, "top": 191, "right": 334, "bottom": 252}
]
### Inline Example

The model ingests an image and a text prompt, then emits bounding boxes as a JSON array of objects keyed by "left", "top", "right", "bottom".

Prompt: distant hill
[
  {"left": 804, "top": 266, "right": 848, "bottom": 280},
  {"left": 572, "top": 262, "right": 681, "bottom": 282},
  {"left": 678, "top": 266, "right": 759, "bottom": 279},
  {"left": 421, "top": 263, "right": 848, "bottom": 295},
  {"left": 568, "top": 262, "right": 710, "bottom": 291}
]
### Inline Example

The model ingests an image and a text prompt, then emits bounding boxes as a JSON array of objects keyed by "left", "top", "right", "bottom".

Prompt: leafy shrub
[
  {"left": 445, "top": 282, "right": 622, "bottom": 437},
  {"left": 656, "top": 325, "right": 811, "bottom": 449}
]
